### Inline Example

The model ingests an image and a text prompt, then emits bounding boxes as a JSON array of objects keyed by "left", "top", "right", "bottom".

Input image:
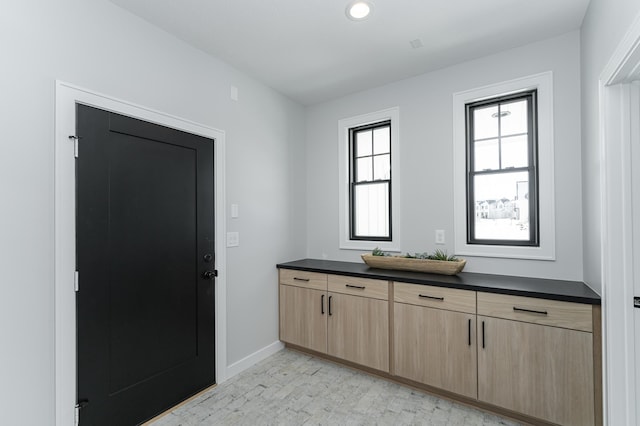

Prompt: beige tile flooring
[{"left": 150, "top": 349, "right": 520, "bottom": 425}]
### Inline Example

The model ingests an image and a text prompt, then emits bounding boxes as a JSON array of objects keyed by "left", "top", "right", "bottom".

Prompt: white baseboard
[{"left": 225, "top": 340, "right": 285, "bottom": 380}]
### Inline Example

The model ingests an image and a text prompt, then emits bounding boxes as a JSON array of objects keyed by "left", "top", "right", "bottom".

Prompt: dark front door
[{"left": 76, "top": 104, "right": 215, "bottom": 425}]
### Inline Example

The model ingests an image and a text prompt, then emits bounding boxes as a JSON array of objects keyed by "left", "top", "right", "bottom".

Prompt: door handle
[
  {"left": 482, "top": 321, "right": 485, "bottom": 349},
  {"left": 321, "top": 294, "right": 325, "bottom": 315},
  {"left": 202, "top": 270, "right": 217, "bottom": 280},
  {"left": 328, "top": 295, "right": 333, "bottom": 316},
  {"left": 468, "top": 319, "right": 471, "bottom": 346},
  {"left": 419, "top": 294, "right": 444, "bottom": 301},
  {"left": 513, "top": 306, "right": 548, "bottom": 315},
  {"left": 345, "top": 284, "right": 365, "bottom": 290}
]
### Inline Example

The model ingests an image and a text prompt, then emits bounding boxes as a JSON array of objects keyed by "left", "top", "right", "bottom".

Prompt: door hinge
[
  {"left": 74, "top": 271, "right": 79, "bottom": 292},
  {"left": 69, "top": 135, "right": 80, "bottom": 158},
  {"left": 75, "top": 399, "right": 89, "bottom": 426}
]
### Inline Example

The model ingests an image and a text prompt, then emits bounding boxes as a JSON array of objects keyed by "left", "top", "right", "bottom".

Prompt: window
[
  {"left": 453, "top": 72, "right": 555, "bottom": 260},
  {"left": 339, "top": 108, "right": 400, "bottom": 251},
  {"left": 466, "top": 90, "right": 538, "bottom": 246},
  {"left": 349, "top": 120, "right": 392, "bottom": 241}
]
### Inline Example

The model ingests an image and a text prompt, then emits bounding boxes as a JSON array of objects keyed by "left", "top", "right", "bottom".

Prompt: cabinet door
[
  {"left": 327, "top": 293, "right": 389, "bottom": 372},
  {"left": 394, "top": 303, "right": 477, "bottom": 398},
  {"left": 478, "top": 316, "right": 594, "bottom": 426},
  {"left": 279, "top": 285, "right": 327, "bottom": 354}
]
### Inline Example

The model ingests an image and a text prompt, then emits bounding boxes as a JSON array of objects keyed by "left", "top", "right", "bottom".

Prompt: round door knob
[{"left": 203, "top": 270, "right": 217, "bottom": 279}]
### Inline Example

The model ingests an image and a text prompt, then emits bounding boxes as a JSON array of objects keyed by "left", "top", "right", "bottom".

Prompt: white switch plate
[
  {"left": 226, "top": 231, "right": 239, "bottom": 247},
  {"left": 231, "top": 204, "right": 239, "bottom": 218},
  {"left": 230, "top": 85, "right": 238, "bottom": 101},
  {"left": 435, "top": 229, "right": 445, "bottom": 245}
]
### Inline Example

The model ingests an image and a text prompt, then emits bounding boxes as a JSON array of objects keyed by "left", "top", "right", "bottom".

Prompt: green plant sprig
[{"left": 371, "top": 248, "right": 459, "bottom": 261}]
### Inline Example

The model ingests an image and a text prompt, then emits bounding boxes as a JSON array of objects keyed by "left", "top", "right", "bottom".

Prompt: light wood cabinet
[
  {"left": 393, "top": 282, "right": 477, "bottom": 398},
  {"left": 279, "top": 272, "right": 389, "bottom": 372},
  {"left": 394, "top": 302, "right": 477, "bottom": 398},
  {"left": 477, "top": 294, "right": 595, "bottom": 426},
  {"left": 328, "top": 291, "right": 389, "bottom": 372},
  {"left": 278, "top": 267, "right": 600, "bottom": 425},
  {"left": 394, "top": 282, "right": 476, "bottom": 314},
  {"left": 477, "top": 292, "right": 593, "bottom": 332},
  {"left": 279, "top": 284, "right": 327, "bottom": 353}
]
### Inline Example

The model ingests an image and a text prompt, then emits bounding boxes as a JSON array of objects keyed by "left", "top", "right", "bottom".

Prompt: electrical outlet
[{"left": 435, "top": 229, "right": 445, "bottom": 245}]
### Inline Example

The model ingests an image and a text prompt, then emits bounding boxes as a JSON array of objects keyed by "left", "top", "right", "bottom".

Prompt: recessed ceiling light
[{"left": 346, "top": 1, "right": 373, "bottom": 21}]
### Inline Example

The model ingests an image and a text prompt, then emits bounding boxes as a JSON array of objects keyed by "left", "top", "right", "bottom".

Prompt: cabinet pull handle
[
  {"left": 419, "top": 294, "right": 444, "bottom": 301},
  {"left": 328, "top": 295, "right": 333, "bottom": 316},
  {"left": 513, "top": 307, "right": 548, "bottom": 316},
  {"left": 321, "top": 294, "right": 325, "bottom": 315},
  {"left": 468, "top": 319, "right": 471, "bottom": 346},
  {"left": 293, "top": 277, "right": 310, "bottom": 282},
  {"left": 482, "top": 321, "right": 485, "bottom": 349},
  {"left": 346, "top": 284, "right": 365, "bottom": 290}
]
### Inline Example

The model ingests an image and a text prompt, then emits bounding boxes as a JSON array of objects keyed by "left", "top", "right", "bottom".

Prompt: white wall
[
  {"left": 0, "top": 1, "right": 305, "bottom": 424},
  {"left": 305, "top": 31, "right": 583, "bottom": 281},
  {"left": 580, "top": 0, "right": 640, "bottom": 294}
]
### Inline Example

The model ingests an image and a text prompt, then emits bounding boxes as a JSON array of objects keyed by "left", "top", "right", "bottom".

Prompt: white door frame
[
  {"left": 54, "top": 81, "right": 228, "bottom": 426},
  {"left": 599, "top": 12, "right": 640, "bottom": 426}
]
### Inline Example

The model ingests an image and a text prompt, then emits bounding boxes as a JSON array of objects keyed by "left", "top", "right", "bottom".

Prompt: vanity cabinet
[
  {"left": 279, "top": 284, "right": 327, "bottom": 353},
  {"left": 277, "top": 260, "right": 601, "bottom": 425},
  {"left": 393, "top": 283, "right": 477, "bottom": 399},
  {"left": 477, "top": 293, "right": 595, "bottom": 426},
  {"left": 327, "top": 275, "right": 389, "bottom": 372},
  {"left": 279, "top": 270, "right": 389, "bottom": 372}
]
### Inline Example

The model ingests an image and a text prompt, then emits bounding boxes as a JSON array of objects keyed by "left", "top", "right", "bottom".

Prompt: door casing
[
  {"left": 54, "top": 81, "right": 228, "bottom": 426},
  {"left": 599, "top": 11, "right": 640, "bottom": 426}
]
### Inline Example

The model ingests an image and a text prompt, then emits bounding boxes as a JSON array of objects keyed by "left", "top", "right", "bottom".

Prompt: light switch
[
  {"left": 435, "top": 230, "right": 445, "bottom": 245},
  {"left": 230, "top": 85, "right": 239, "bottom": 101},
  {"left": 226, "top": 232, "right": 239, "bottom": 247},
  {"left": 231, "top": 204, "right": 239, "bottom": 218}
]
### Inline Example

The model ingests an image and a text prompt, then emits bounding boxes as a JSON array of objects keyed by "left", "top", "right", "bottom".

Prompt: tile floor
[{"left": 150, "top": 349, "right": 520, "bottom": 425}]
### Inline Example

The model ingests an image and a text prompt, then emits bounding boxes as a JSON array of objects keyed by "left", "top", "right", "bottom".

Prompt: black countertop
[{"left": 276, "top": 259, "right": 601, "bottom": 305}]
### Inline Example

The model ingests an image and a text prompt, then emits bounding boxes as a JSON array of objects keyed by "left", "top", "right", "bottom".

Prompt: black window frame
[
  {"left": 349, "top": 120, "right": 392, "bottom": 241},
  {"left": 465, "top": 90, "right": 539, "bottom": 247}
]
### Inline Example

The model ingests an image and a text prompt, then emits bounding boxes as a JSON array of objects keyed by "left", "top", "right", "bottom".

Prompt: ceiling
[{"left": 109, "top": 0, "right": 591, "bottom": 105}]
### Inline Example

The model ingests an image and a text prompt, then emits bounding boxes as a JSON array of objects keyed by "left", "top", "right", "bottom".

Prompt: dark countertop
[{"left": 276, "top": 258, "right": 601, "bottom": 305}]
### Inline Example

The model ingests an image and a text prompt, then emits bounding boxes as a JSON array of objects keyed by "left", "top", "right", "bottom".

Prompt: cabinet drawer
[
  {"left": 328, "top": 275, "right": 388, "bottom": 300},
  {"left": 394, "top": 282, "right": 476, "bottom": 314},
  {"left": 477, "top": 292, "right": 592, "bottom": 332},
  {"left": 279, "top": 269, "right": 327, "bottom": 291}
]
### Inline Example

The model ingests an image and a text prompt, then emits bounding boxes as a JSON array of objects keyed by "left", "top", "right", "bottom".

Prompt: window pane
[
  {"left": 501, "top": 135, "right": 528, "bottom": 169},
  {"left": 373, "top": 154, "right": 390, "bottom": 180},
  {"left": 473, "top": 105, "right": 499, "bottom": 140},
  {"left": 473, "top": 172, "right": 530, "bottom": 241},
  {"left": 474, "top": 139, "right": 499, "bottom": 171},
  {"left": 500, "top": 100, "right": 528, "bottom": 136},
  {"left": 356, "top": 130, "right": 372, "bottom": 157},
  {"left": 356, "top": 157, "right": 372, "bottom": 182},
  {"left": 373, "top": 126, "right": 390, "bottom": 154},
  {"left": 354, "top": 182, "right": 390, "bottom": 238}
]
